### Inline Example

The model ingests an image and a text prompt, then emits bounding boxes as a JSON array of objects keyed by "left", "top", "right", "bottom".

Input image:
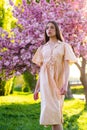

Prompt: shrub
[
  {"left": 14, "top": 85, "right": 22, "bottom": 92},
  {"left": 22, "top": 85, "right": 30, "bottom": 92},
  {"left": 23, "top": 71, "right": 36, "bottom": 92}
]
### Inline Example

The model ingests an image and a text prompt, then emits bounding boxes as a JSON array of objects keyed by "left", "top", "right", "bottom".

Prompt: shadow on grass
[
  {"left": 84, "top": 104, "right": 87, "bottom": 111},
  {"left": 13, "top": 91, "right": 32, "bottom": 95}
]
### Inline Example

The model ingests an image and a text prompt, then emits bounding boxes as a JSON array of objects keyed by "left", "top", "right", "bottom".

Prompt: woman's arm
[
  {"left": 33, "top": 76, "right": 40, "bottom": 100},
  {"left": 34, "top": 76, "right": 40, "bottom": 93},
  {"left": 60, "top": 60, "right": 69, "bottom": 95}
]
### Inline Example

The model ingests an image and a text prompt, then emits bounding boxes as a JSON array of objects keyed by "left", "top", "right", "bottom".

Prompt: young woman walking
[{"left": 32, "top": 21, "right": 77, "bottom": 130}]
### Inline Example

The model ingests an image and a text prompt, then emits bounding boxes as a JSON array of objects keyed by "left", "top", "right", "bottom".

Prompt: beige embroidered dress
[{"left": 32, "top": 41, "right": 77, "bottom": 125}]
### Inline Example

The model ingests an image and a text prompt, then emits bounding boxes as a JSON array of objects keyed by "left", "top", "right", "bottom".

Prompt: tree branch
[{"left": 75, "top": 62, "right": 81, "bottom": 72}]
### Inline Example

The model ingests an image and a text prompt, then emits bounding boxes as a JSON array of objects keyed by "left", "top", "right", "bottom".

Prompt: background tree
[{"left": 0, "top": 0, "right": 21, "bottom": 95}]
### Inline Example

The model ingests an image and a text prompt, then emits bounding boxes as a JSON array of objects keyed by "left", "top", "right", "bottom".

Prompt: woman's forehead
[{"left": 46, "top": 22, "right": 55, "bottom": 27}]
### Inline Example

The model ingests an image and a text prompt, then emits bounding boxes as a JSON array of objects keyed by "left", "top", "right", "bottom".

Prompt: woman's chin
[{"left": 47, "top": 34, "right": 51, "bottom": 37}]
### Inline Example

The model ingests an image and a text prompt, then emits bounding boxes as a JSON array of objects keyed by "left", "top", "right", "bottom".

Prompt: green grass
[
  {"left": 0, "top": 92, "right": 87, "bottom": 130},
  {"left": 71, "top": 86, "right": 84, "bottom": 95}
]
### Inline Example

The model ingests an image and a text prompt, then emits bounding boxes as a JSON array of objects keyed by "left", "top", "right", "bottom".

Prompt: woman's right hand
[{"left": 33, "top": 91, "right": 39, "bottom": 100}]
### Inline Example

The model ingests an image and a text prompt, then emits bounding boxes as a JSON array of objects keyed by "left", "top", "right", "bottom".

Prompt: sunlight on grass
[
  {"left": 71, "top": 86, "right": 84, "bottom": 95},
  {"left": 78, "top": 109, "right": 87, "bottom": 130},
  {"left": 63, "top": 99, "right": 85, "bottom": 117},
  {"left": 0, "top": 91, "right": 40, "bottom": 105}
]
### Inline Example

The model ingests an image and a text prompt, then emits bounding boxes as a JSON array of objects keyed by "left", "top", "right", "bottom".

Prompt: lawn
[
  {"left": 0, "top": 91, "right": 87, "bottom": 130},
  {"left": 71, "top": 86, "right": 84, "bottom": 95}
]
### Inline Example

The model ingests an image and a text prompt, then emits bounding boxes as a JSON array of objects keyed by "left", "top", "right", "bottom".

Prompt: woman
[{"left": 32, "top": 21, "right": 77, "bottom": 130}]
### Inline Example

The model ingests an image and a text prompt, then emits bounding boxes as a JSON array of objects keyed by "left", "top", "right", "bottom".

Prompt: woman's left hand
[{"left": 60, "top": 85, "right": 67, "bottom": 95}]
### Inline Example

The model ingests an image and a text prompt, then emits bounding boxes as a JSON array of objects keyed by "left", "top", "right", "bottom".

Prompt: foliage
[
  {"left": 12, "top": 74, "right": 25, "bottom": 90},
  {"left": 14, "top": 85, "right": 22, "bottom": 91},
  {"left": 3, "top": 78, "right": 14, "bottom": 95},
  {"left": 0, "top": 0, "right": 16, "bottom": 31},
  {"left": 0, "top": 78, "right": 6, "bottom": 95},
  {"left": 3, "top": 8, "right": 15, "bottom": 31},
  {"left": 0, "top": 92, "right": 87, "bottom": 130},
  {"left": 0, "top": 0, "right": 4, "bottom": 27},
  {"left": 12, "top": 72, "right": 36, "bottom": 92},
  {"left": 23, "top": 71, "right": 36, "bottom": 92},
  {"left": 22, "top": 85, "right": 30, "bottom": 92},
  {"left": 0, "top": 77, "right": 14, "bottom": 96},
  {"left": 13, "top": 71, "right": 37, "bottom": 92}
]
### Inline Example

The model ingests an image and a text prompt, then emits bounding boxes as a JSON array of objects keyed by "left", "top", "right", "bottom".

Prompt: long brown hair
[{"left": 44, "top": 21, "right": 63, "bottom": 43}]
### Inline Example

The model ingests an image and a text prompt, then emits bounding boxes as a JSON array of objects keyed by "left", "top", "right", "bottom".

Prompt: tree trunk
[
  {"left": 66, "top": 82, "right": 73, "bottom": 98},
  {"left": 75, "top": 57, "right": 87, "bottom": 105}
]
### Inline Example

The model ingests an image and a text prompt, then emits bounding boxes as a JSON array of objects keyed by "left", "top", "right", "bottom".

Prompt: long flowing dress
[{"left": 32, "top": 41, "right": 77, "bottom": 125}]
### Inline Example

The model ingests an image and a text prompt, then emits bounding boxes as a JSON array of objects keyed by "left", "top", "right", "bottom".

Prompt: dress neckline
[{"left": 48, "top": 40, "right": 61, "bottom": 49}]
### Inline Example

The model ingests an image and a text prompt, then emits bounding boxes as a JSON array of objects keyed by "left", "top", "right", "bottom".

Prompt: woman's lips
[{"left": 48, "top": 32, "right": 51, "bottom": 34}]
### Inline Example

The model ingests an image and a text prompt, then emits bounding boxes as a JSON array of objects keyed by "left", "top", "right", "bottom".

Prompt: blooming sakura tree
[{"left": 0, "top": 0, "right": 87, "bottom": 102}]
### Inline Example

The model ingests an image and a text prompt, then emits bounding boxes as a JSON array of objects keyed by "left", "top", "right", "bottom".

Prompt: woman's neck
[{"left": 49, "top": 37, "right": 58, "bottom": 44}]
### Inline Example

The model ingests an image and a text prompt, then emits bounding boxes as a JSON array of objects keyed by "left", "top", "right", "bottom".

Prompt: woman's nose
[{"left": 48, "top": 28, "right": 51, "bottom": 31}]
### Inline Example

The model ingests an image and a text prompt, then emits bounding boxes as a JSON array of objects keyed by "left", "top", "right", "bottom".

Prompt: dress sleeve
[
  {"left": 32, "top": 46, "right": 43, "bottom": 67},
  {"left": 64, "top": 43, "right": 77, "bottom": 64}
]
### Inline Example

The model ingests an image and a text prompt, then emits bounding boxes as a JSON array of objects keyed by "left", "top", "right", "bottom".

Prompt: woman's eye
[
  {"left": 51, "top": 26, "right": 54, "bottom": 29},
  {"left": 46, "top": 26, "right": 55, "bottom": 30},
  {"left": 46, "top": 27, "right": 49, "bottom": 30}
]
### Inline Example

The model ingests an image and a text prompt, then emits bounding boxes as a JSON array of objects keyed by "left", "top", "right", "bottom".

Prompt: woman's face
[{"left": 46, "top": 23, "right": 56, "bottom": 38}]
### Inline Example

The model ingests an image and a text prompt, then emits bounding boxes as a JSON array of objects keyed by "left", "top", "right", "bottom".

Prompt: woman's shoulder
[
  {"left": 41, "top": 42, "right": 49, "bottom": 48},
  {"left": 57, "top": 41, "right": 66, "bottom": 47},
  {"left": 59, "top": 41, "right": 71, "bottom": 48},
  {"left": 43, "top": 42, "right": 49, "bottom": 46},
  {"left": 37, "top": 43, "right": 48, "bottom": 52},
  {"left": 59, "top": 41, "right": 66, "bottom": 45}
]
